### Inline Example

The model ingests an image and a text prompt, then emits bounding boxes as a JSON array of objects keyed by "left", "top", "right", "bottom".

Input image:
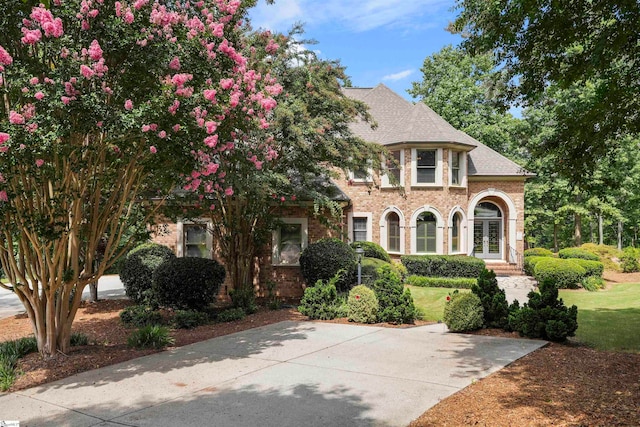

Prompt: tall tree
[
  {"left": 177, "top": 28, "right": 384, "bottom": 294},
  {"left": 451, "top": 0, "right": 640, "bottom": 180},
  {"left": 0, "top": 0, "right": 277, "bottom": 355}
]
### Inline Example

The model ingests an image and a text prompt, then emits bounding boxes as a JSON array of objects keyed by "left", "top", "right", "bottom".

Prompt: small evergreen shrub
[
  {"left": 370, "top": 265, "right": 416, "bottom": 324},
  {"left": 298, "top": 273, "right": 345, "bottom": 320},
  {"left": 558, "top": 247, "right": 599, "bottom": 261},
  {"left": 120, "top": 305, "right": 164, "bottom": 327},
  {"left": 523, "top": 248, "right": 554, "bottom": 258},
  {"left": 299, "top": 238, "right": 357, "bottom": 292},
  {"left": 216, "top": 307, "right": 247, "bottom": 322},
  {"left": 360, "top": 257, "right": 405, "bottom": 285},
  {"left": 70, "top": 332, "right": 89, "bottom": 346},
  {"left": 581, "top": 275, "right": 604, "bottom": 292},
  {"left": 127, "top": 325, "right": 174, "bottom": 349},
  {"left": 406, "top": 275, "right": 476, "bottom": 289},
  {"left": 508, "top": 280, "right": 578, "bottom": 342},
  {"left": 229, "top": 285, "right": 258, "bottom": 314},
  {"left": 524, "top": 256, "right": 550, "bottom": 276},
  {"left": 568, "top": 259, "right": 604, "bottom": 278},
  {"left": 471, "top": 268, "right": 510, "bottom": 329},
  {"left": 401, "top": 255, "right": 485, "bottom": 278},
  {"left": 533, "top": 258, "right": 586, "bottom": 289},
  {"left": 350, "top": 241, "right": 391, "bottom": 262},
  {"left": 119, "top": 243, "right": 176, "bottom": 304},
  {"left": 173, "top": 310, "right": 208, "bottom": 329},
  {"left": 347, "top": 285, "right": 379, "bottom": 324},
  {"left": 152, "top": 257, "right": 225, "bottom": 311},
  {"left": 443, "top": 292, "right": 484, "bottom": 332},
  {"left": 621, "top": 247, "right": 640, "bottom": 273}
]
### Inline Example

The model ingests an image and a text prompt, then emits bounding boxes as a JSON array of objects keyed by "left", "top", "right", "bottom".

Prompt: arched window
[
  {"left": 475, "top": 202, "right": 502, "bottom": 218},
  {"left": 451, "top": 212, "right": 461, "bottom": 253},
  {"left": 416, "top": 212, "right": 437, "bottom": 253},
  {"left": 387, "top": 212, "right": 401, "bottom": 253}
]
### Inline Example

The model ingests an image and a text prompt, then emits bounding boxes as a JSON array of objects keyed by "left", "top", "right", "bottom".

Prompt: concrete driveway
[{"left": 0, "top": 321, "right": 545, "bottom": 427}]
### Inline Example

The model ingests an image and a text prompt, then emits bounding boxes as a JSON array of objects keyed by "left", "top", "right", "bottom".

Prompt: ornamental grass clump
[{"left": 347, "top": 285, "right": 378, "bottom": 324}]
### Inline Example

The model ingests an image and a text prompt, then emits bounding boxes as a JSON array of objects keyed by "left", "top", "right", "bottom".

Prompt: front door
[{"left": 473, "top": 219, "right": 502, "bottom": 259}]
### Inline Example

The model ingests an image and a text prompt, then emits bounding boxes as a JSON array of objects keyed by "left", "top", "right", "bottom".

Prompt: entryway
[{"left": 473, "top": 202, "right": 503, "bottom": 260}]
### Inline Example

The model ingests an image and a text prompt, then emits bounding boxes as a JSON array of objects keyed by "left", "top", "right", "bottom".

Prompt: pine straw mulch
[{"left": 0, "top": 277, "right": 639, "bottom": 426}]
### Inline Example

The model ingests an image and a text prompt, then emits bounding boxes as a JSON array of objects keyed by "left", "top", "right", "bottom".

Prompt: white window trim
[
  {"left": 348, "top": 159, "right": 374, "bottom": 183},
  {"left": 379, "top": 206, "right": 406, "bottom": 254},
  {"left": 381, "top": 149, "right": 405, "bottom": 188},
  {"left": 347, "top": 212, "right": 373, "bottom": 243},
  {"left": 411, "top": 148, "right": 443, "bottom": 187},
  {"left": 448, "top": 206, "right": 467, "bottom": 255},
  {"left": 448, "top": 150, "right": 467, "bottom": 187},
  {"left": 177, "top": 219, "right": 213, "bottom": 259},
  {"left": 272, "top": 218, "right": 308, "bottom": 266},
  {"left": 410, "top": 206, "right": 444, "bottom": 254}
]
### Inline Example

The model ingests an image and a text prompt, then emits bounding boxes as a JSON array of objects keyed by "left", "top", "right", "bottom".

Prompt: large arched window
[
  {"left": 387, "top": 212, "right": 401, "bottom": 253},
  {"left": 416, "top": 212, "right": 437, "bottom": 253}
]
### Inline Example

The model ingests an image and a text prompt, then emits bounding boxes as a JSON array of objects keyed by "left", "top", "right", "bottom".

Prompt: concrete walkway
[{"left": 0, "top": 321, "right": 545, "bottom": 427}]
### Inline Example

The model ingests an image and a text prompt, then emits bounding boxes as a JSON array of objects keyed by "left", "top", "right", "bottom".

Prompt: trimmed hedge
[
  {"left": 523, "top": 248, "right": 554, "bottom": 258},
  {"left": 299, "top": 238, "right": 357, "bottom": 292},
  {"left": 533, "top": 258, "right": 586, "bottom": 289},
  {"left": 405, "top": 275, "right": 476, "bottom": 289},
  {"left": 360, "top": 257, "right": 406, "bottom": 285},
  {"left": 401, "top": 255, "right": 485, "bottom": 278},
  {"left": 568, "top": 258, "right": 604, "bottom": 278},
  {"left": 350, "top": 241, "right": 391, "bottom": 263},
  {"left": 524, "top": 255, "right": 552, "bottom": 276},
  {"left": 119, "top": 243, "right": 176, "bottom": 304},
  {"left": 558, "top": 247, "right": 599, "bottom": 261},
  {"left": 152, "top": 257, "right": 225, "bottom": 311}
]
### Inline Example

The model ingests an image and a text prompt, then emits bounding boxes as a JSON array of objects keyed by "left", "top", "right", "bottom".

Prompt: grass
[
  {"left": 406, "top": 286, "right": 470, "bottom": 322},
  {"left": 560, "top": 282, "right": 640, "bottom": 352}
]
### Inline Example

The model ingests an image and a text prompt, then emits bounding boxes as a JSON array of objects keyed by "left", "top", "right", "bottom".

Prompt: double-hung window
[
  {"left": 381, "top": 150, "right": 404, "bottom": 187},
  {"left": 412, "top": 148, "right": 442, "bottom": 186},
  {"left": 352, "top": 217, "right": 368, "bottom": 242},
  {"left": 272, "top": 218, "right": 308, "bottom": 265}
]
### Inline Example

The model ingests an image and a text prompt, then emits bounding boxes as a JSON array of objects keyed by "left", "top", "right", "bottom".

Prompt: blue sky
[{"left": 249, "top": 0, "right": 463, "bottom": 101}]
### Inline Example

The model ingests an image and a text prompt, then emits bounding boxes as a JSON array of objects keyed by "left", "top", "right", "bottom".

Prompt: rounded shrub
[
  {"left": 172, "top": 310, "right": 208, "bottom": 329},
  {"left": 443, "top": 292, "right": 484, "bottom": 332},
  {"left": 523, "top": 248, "right": 554, "bottom": 258},
  {"left": 568, "top": 259, "right": 604, "bottom": 278},
  {"left": 347, "top": 285, "right": 379, "bottom": 323},
  {"left": 621, "top": 247, "right": 640, "bottom": 273},
  {"left": 558, "top": 247, "right": 599, "bottom": 261},
  {"left": 120, "top": 305, "right": 164, "bottom": 327},
  {"left": 360, "top": 257, "right": 406, "bottom": 285},
  {"left": 533, "top": 258, "right": 586, "bottom": 289},
  {"left": 152, "top": 257, "right": 225, "bottom": 311},
  {"left": 119, "top": 243, "right": 176, "bottom": 304},
  {"left": 350, "top": 241, "right": 391, "bottom": 263},
  {"left": 524, "top": 255, "right": 550, "bottom": 276},
  {"left": 581, "top": 275, "right": 604, "bottom": 291},
  {"left": 299, "top": 238, "right": 357, "bottom": 292}
]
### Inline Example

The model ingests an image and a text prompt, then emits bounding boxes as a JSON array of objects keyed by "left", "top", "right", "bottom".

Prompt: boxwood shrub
[
  {"left": 405, "top": 275, "right": 476, "bottom": 289},
  {"left": 152, "top": 257, "right": 225, "bottom": 311},
  {"left": 350, "top": 241, "right": 391, "bottom": 263},
  {"left": 558, "top": 247, "right": 599, "bottom": 261},
  {"left": 533, "top": 258, "right": 586, "bottom": 289},
  {"left": 119, "top": 243, "right": 176, "bottom": 304},
  {"left": 568, "top": 258, "right": 604, "bottom": 278},
  {"left": 442, "top": 292, "right": 484, "bottom": 332},
  {"left": 524, "top": 255, "right": 551, "bottom": 276},
  {"left": 401, "top": 255, "right": 485, "bottom": 278},
  {"left": 299, "top": 238, "right": 357, "bottom": 292},
  {"left": 523, "top": 248, "right": 554, "bottom": 258}
]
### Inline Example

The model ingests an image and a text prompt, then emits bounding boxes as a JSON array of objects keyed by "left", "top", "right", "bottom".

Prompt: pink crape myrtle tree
[{"left": 0, "top": 0, "right": 279, "bottom": 356}]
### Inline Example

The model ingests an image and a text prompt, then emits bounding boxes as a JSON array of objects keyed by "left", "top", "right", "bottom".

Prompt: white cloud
[
  {"left": 250, "top": 0, "right": 450, "bottom": 33},
  {"left": 382, "top": 69, "right": 415, "bottom": 81}
]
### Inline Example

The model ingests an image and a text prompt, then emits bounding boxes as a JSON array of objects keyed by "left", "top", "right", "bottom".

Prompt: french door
[{"left": 473, "top": 220, "right": 502, "bottom": 259}]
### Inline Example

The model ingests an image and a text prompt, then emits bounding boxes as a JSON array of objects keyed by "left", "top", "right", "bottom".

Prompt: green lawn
[
  {"left": 406, "top": 285, "right": 470, "bottom": 322},
  {"left": 560, "top": 283, "right": 640, "bottom": 352}
]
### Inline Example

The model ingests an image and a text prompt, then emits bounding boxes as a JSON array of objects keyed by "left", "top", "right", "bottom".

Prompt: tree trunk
[
  {"left": 618, "top": 221, "right": 623, "bottom": 250},
  {"left": 553, "top": 223, "right": 558, "bottom": 253},
  {"left": 598, "top": 214, "right": 604, "bottom": 245},
  {"left": 574, "top": 213, "right": 582, "bottom": 246},
  {"left": 89, "top": 282, "right": 98, "bottom": 302}
]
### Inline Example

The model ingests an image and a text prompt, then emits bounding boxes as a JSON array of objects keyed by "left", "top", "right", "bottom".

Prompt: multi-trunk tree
[{"left": 0, "top": 0, "right": 279, "bottom": 356}]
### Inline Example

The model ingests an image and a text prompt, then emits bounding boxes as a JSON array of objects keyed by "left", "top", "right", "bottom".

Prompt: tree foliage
[{"left": 0, "top": 0, "right": 277, "bottom": 355}]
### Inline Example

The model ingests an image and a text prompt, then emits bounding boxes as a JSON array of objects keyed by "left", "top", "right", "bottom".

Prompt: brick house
[{"left": 153, "top": 83, "right": 531, "bottom": 299}]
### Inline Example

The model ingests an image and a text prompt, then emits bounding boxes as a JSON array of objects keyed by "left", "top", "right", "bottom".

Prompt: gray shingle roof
[{"left": 343, "top": 84, "right": 531, "bottom": 177}]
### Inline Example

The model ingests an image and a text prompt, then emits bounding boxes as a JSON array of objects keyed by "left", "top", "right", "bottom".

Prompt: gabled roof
[{"left": 343, "top": 84, "right": 531, "bottom": 177}]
